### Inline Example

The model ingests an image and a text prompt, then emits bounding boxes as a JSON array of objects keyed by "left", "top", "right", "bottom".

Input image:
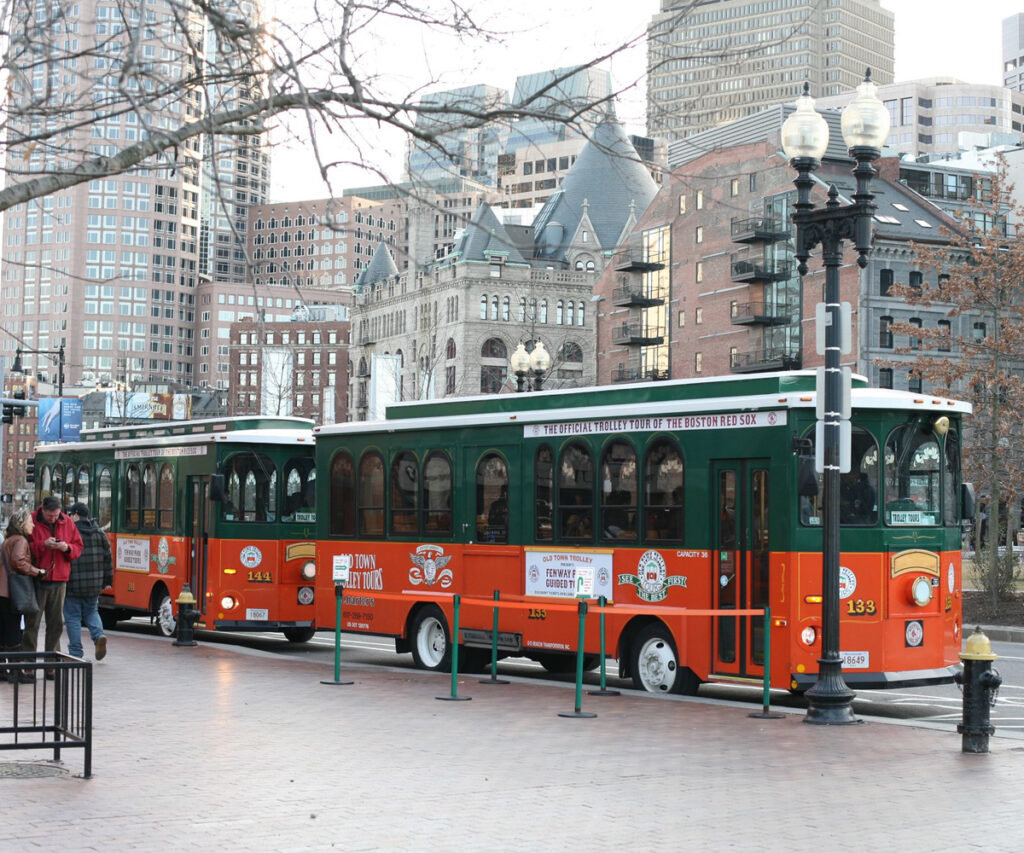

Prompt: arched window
[
  {"left": 222, "top": 452, "right": 277, "bottom": 522},
  {"left": 358, "top": 453, "right": 385, "bottom": 536},
  {"left": 158, "top": 463, "right": 174, "bottom": 529},
  {"left": 97, "top": 467, "right": 112, "bottom": 531},
  {"left": 600, "top": 440, "right": 638, "bottom": 541},
  {"left": 644, "top": 439, "right": 684, "bottom": 542},
  {"left": 124, "top": 464, "right": 141, "bottom": 528},
  {"left": 481, "top": 338, "right": 507, "bottom": 359},
  {"left": 558, "top": 443, "right": 594, "bottom": 541},
  {"left": 329, "top": 452, "right": 356, "bottom": 536},
  {"left": 559, "top": 342, "right": 583, "bottom": 362},
  {"left": 556, "top": 300, "right": 564, "bottom": 325},
  {"left": 423, "top": 452, "right": 453, "bottom": 535},
  {"left": 142, "top": 464, "right": 157, "bottom": 528},
  {"left": 283, "top": 455, "right": 316, "bottom": 522},
  {"left": 501, "top": 296, "right": 510, "bottom": 321},
  {"left": 586, "top": 260, "right": 595, "bottom": 272},
  {"left": 477, "top": 453, "right": 509, "bottom": 543},
  {"left": 518, "top": 297, "right": 527, "bottom": 321},
  {"left": 77, "top": 466, "right": 89, "bottom": 504},
  {"left": 480, "top": 295, "right": 487, "bottom": 320},
  {"left": 884, "top": 424, "right": 939, "bottom": 527},
  {"left": 577, "top": 301, "right": 585, "bottom": 326},
  {"left": 63, "top": 467, "right": 74, "bottom": 509},
  {"left": 534, "top": 446, "right": 554, "bottom": 541},
  {"left": 390, "top": 452, "right": 419, "bottom": 535},
  {"left": 539, "top": 300, "right": 548, "bottom": 323},
  {"left": 490, "top": 295, "right": 498, "bottom": 321},
  {"left": 575, "top": 260, "right": 584, "bottom": 270},
  {"left": 566, "top": 301, "right": 575, "bottom": 326},
  {"left": 446, "top": 338, "right": 456, "bottom": 359}
]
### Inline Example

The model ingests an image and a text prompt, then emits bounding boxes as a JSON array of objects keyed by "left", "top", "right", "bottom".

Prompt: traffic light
[
  {"left": 12, "top": 390, "right": 25, "bottom": 417},
  {"left": 1, "top": 401, "right": 12, "bottom": 425},
  {"left": 25, "top": 457, "right": 35, "bottom": 484}
]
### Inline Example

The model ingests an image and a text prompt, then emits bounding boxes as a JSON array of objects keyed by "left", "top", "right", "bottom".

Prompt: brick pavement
[{"left": 3, "top": 634, "right": 1024, "bottom": 853}]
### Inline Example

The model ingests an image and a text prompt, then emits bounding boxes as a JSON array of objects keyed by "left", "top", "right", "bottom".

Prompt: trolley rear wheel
[
  {"left": 283, "top": 627, "right": 316, "bottom": 643},
  {"left": 410, "top": 605, "right": 451, "bottom": 672},
  {"left": 630, "top": 623, "right": 699, "bottom": 695}
]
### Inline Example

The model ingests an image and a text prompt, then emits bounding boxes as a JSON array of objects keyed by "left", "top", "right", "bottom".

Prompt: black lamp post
[
  {"left": 12, "top": 344, "right": 65, "bottom": 397},
  {"left": 781, "top": 71, "right": 890, "bottom": 725},
  {"left": 510, "top": 340, "right": 552, "bottom": 392}
]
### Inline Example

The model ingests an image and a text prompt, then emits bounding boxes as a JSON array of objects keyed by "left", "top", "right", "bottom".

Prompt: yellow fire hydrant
[{"left": 954, "top": 627, "right": 1001, "bottom": 754}]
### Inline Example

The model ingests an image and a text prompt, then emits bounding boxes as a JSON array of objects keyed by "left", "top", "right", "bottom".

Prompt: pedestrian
[
  {"left": 1, "top": 508, "right": 46, "bottom": 683},
  {"left": 22, "top": 495, "right": 83, "bottom": 676},
  {"left": 64, "top": 502, "right": 112, "bottom": 661}
]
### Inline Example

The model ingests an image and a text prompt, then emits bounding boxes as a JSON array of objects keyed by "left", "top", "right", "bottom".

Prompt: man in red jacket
[{"left": 21, "top": 496, "right": 84, "bottom": 672}]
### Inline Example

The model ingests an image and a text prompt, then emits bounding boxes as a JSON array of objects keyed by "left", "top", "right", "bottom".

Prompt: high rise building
[
  {"left": 647, "top": 0, "right": 894, "bottom": 140},
  {"left": 0, "top": 0, "right": 269, "bottom": 392},
  {"left": 1004, "top": 14, "right": 1024, "bottom": 91}
]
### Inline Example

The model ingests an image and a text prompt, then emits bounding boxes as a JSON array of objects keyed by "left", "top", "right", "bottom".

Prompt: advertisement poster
[
  {"left": 38, "top": 397, "right": 83, "bottom": 442},
  {"left": 524, "top": 548, "right": 614, "bottom": 600}
]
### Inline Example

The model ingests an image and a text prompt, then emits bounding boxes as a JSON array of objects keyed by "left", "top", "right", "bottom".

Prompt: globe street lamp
[
  {"left": 781, "top": 71, "right": 890, "bottom": 725},
  {"left": 510, "top": 340, "right": 551, "bottom": 392}
]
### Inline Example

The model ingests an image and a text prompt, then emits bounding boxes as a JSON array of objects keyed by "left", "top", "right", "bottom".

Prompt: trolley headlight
[
  {"left": 301, "top": 560, "right": 317, "bottom": 581},
  {"left": 801, "top": 626, "right": 817, "bottom": 646},
  {"left": 297, "top": 586, "right": 315, "bottom": 606},
  {"left": 911, "top": 576, "right": 933, "bottom": 607},
  {"left": 220, "top": 595, "right": 237, "bottom": 610}
]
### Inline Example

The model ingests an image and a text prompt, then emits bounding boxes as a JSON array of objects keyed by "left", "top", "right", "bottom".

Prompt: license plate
[
  {"left": 246, "top": 608, "right": 269, "bottom": 621},
  {"left": 841, "top": 651, "right": 869, "bottom": 669}
]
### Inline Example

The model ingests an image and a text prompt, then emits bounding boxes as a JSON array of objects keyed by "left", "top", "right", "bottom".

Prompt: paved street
[{"left": 3, "top": 632, "right": 1024, "bottom": 852}]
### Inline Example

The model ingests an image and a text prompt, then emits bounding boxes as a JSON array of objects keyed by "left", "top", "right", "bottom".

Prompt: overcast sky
[{"left": 269, "top": 0, "right": 1024, "bottom": 200}]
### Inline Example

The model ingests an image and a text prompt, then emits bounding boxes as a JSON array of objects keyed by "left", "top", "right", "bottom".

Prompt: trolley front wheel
[{"left": 630, "top": 623, "right": 699, "bottom": 695}]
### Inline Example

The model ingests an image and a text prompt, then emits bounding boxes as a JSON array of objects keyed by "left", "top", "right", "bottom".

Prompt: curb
[{"left": 977, "top": 625, "right": 1024, "bottom": 644}]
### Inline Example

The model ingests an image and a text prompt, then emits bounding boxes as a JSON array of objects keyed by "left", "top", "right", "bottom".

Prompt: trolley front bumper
[{"left": 791, "top": 664, "right": 960, "bottom": 691}]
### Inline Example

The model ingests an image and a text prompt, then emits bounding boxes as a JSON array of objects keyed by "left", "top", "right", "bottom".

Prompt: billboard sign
[
  {"left": 38, "top": 397, "right": 83, "bottom": 442},
  {"left": 104, "top": 392, "right": 192, "bottom": 420}
]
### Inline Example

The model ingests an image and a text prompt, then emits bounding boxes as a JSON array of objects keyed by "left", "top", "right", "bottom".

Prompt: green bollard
[
  {"left": 749, "top": 605, "right": 783, "bottom": 719},
  {"left": 480, "top": 589, "right": 509, "bottom": 685},
  {"left": 321, "top": 582, "right": 354, "bottom": 686},
  {"left": 559, "top": 599, "right": 596, "bottom": 718},
  {"left": 589, "top": 595, "right": 620, "bottom": 697},
  {"left": 437, "top": 594, "right": 470, "bottom": 702}
]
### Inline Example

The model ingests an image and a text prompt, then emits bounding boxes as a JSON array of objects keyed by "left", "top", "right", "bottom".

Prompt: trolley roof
[
  {"left": 316, "top": 371, "right": 970, "bottom": 438},
  {"left": 36, "top": 416, "right": 315, "bottom": 455}
]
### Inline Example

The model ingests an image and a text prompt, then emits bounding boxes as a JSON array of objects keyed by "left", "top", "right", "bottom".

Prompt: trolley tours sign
[
  {"left": 525, "top": 548, "right": 614, "bottom": 600},
  {"left": 523, "top": 410, "right": 786, "bottom": 440}
]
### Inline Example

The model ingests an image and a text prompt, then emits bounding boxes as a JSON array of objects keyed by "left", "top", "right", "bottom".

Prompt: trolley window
[
  {"left": 358, "top": 452, "right": 385, "bottom": 537},
  {"left": 476, "top": 453, "right": 509, "bottom": 544},
  {"left": 800, "top": 425, "right": 880, "bottom": 527},
  {"left": 124, "top": 464, "right": 141, "bottom": 528},
  {"left": 223, "top": 452, "right": 277, "bottom": 522},
  {"left": 158, "top": 463, "right": 174, "bottom": 529},
  {"left": 77, "top": 466, "right": 89, "bottom": 506},
  {"left": 884, "top": 423, "right": 941, "bottom": 527},
  {"left": 97, "top": 466, "right": 112, "bottom": 531},
  {"left": 143, "top": 463, "right": 157, "bottom": 528},
  {"left": 63, "top": 466, "right": 74, "bottom": 508},
  {"left": 943, "top": 429, "right": 960, "bottom": 526},
  {"left": 644, "top": 439, "right": 684, "bottom": 542},
  {"left": 600, "top": 440, "right": 638, "bottom": 541},
  {"left": 390, "top": 452, "right": 419, "bottom": 535},
  {"left": 423, "top": 452, "right": 453, "bottom": 536},
  {"left": 329, "top": 451, "right": 356, "bottom": 536},
  {"left": 283, "top": 455, "right": 316, "bottom": 522},
  {"left": 40, "top": 465, "right": 52, "bottom": 497},
  {"left": 559, "top": 442, "right": 594, "bottom": 541},
  {"left": 534, "top": 445, "right": 554, "bottom": 542}
]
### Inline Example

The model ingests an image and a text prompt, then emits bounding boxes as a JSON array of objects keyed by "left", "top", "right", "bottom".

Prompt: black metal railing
[
  {"left": 0, "top": 652, "right": 92, "bottom": 778},
  {"left": 731, "top": 300, "right": 796, "bottom": 326},
  {"left": 731, "top": 217, "right": 788, "bottom": 242}
]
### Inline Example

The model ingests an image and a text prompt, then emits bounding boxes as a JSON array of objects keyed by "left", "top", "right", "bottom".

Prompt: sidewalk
[{"left": 3, "top": 634, "right": 1024, "bottom": 852}]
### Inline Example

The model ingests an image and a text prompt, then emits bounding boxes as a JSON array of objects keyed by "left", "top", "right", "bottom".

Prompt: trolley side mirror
[
  {"left": 210, "top": 474, "right": 226, "bottom": 502},
  {"left": 961, "top": 482, "right": 975, "bottom": 521}
]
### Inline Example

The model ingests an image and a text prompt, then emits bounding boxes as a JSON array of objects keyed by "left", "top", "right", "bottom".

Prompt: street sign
[
  {"left": 815, "top": 420, "right": 852, "bottom": 474},
  {"left": 332, "top": 553, "right": 352, "bottom": 584},
  {"left": 815, "top": 302, "right": 852, "bottom": 355},
  {"left": 815, "top": 366, "right": 852, "bottom": 420},
  {"left": 574, "top": 566, "right": 595, "bottom": 598}
]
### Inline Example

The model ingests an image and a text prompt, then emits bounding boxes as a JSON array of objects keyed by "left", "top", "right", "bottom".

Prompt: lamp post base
[{"left": 803, "top": 662, "right": 860, "bottom": 725}]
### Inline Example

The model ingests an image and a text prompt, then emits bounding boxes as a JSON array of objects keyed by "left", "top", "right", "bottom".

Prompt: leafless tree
[{"left": 885, "top": 157, "right": 1024, "bottom": 604}]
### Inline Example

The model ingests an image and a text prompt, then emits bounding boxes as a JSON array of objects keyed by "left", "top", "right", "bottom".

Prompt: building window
[
  {"left": 908, "top": 372, "right": 922, "bottom": 393},
  {"left": 879, "top": 316, "right": 893, "bottom": 348},
  {"left": 695, "top": 307, "right": 703, "bottom": 324},
  {"left": 695, "top": 352, "right": 702, "bottom": 373},
  {"left": 678, "top": 311, "right": 685, "bottom": 327},
  {"left": 678, "top": 195, "right": 686, "bottom": 214},
  {"left": 909, "top": 318, "right": 922, "bottom": 350},
  {"left": 880, "top": 269, "right": 893, "bottom": 296},
  {"left": 695, "top": 226, "right": 703, "bottom": 244},
  {"left": 696, "top": 190, "right": 704, "bottom": 210},
  {"left": 909, "top": 271, "right": 923, "bottom": 290},
  {"left": 729, "top": 346, "right": 738, "bottom": 367},
  {"left": 749, "top": 173, "right": 757, "bottom": 192},
  {"left": 973, "top": 322, "right": 986, "bottom": 340},
  {"left": 730, "top": 178, "right": 739, "bottom": 197},
  {"left": 938, "top": 320, "right": 951, "bottom": 352},
  {"left": 696, "top": 262, "right": 703, "bottom": 283},
  {"left": 879, "top": 368, "right": 893, "bottom": 389}
]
